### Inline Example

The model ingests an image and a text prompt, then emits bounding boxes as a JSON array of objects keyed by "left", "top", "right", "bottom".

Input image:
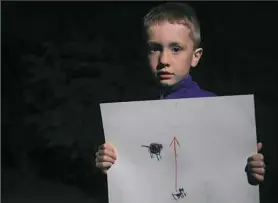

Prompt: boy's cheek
[{"left": 149, "top": 59, "right": 158, "bottom": 72}]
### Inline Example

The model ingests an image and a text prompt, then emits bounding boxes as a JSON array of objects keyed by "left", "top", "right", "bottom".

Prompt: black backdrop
[{"left": 2, "top": 1, "right": 278, "bottom": 203}]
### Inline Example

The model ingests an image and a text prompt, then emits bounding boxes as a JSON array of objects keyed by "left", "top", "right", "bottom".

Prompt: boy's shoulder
[
  {"left": 191, "top": 88, "right": 216, "bottom": 98},
  {"left": 176, "top": 75, "right": 216, "bottom": 99}
]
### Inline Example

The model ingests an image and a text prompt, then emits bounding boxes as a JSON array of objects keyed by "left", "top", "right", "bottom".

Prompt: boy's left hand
[{"left": 246, "top": 142, "right": 266, "bottom": 185}]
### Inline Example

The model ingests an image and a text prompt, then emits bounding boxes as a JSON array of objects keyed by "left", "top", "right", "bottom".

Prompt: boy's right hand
[{"left": 95, "top": 143, "right": 117, "bottom": 174}]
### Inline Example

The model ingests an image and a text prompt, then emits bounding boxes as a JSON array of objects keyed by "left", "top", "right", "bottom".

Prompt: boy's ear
[{"left": 191, "top": 48, "right": 203, "bottom": 67}]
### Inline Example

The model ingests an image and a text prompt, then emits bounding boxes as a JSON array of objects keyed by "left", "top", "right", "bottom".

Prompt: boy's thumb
[{"left": 257, "top": 142, "right": 263, "bottom": 152}]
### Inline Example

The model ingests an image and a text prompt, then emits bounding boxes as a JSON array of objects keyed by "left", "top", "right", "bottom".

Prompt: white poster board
[{"left": 100, "top": 95, "right": 260, "bottom": 203}]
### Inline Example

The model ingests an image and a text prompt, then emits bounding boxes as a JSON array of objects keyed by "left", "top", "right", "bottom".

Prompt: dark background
[{"left": 1, "top": 1, "right": 278, "bottom": 203}]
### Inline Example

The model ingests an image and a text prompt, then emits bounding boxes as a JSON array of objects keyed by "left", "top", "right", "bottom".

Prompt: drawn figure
[
  {"left": 172, "top": 188, "right": 186, "bottom": 200},
  {"left": 141, "top": 143, "right": 163, "bottom": 161}
]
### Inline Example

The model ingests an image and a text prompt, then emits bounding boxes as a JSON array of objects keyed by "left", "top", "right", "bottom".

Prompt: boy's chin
[{"left": 158, "top": 79, "right": 177, "bottom": 87}]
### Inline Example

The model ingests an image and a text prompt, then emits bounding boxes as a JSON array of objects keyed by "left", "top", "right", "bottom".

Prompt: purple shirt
[{"left": 160, "top": 74, "right": 216, "bottom": 99}]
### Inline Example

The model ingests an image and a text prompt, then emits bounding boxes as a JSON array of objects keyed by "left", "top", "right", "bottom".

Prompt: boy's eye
[
  {"left": 148, "top": 44, "right": 162, "bottom": 53},
  {"left": 171, "top": 46, "right": 182, "bottom": 53}
]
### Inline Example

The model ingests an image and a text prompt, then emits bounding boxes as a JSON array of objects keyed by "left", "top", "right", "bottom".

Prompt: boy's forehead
[{"left": 147, "top": 22, "right": 192, "bottom": 43}]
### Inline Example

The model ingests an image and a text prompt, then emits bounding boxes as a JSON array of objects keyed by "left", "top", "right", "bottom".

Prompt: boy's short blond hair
[{"left": 143, "top": 2, "right": 201, "bottom": 49}]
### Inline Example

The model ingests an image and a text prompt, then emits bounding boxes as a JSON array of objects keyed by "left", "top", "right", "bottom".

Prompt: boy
[{"left": 95, "top": 2, "right": 265, "bottom": 186}]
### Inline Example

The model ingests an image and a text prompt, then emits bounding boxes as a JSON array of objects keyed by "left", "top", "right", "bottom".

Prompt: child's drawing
[
  {"left": 170, "top": 137, "right": 186, "bottom": 200},
  {"left": 141, "top": 143, "right": 163, "bottom": 161},
  {"left": 172, "top": 188, "right": 186, "bottom": 200}
]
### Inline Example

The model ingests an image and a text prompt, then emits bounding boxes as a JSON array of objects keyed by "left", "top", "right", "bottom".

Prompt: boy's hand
[
  {"left": 95, "top": 143, "right": 117, "bottom": 174},
  {"left": 246, "top": 142, "right": 266, "bottom": 185}
]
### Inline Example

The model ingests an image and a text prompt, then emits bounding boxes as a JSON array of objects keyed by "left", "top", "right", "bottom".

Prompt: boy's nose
[{"left": 159, "top": 51, "right": 170, "bottom": 66}]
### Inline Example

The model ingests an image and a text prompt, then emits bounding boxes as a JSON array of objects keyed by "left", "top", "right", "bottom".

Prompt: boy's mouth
[{"left": 157, "top": 71, "right": 174, "bottom": 79}]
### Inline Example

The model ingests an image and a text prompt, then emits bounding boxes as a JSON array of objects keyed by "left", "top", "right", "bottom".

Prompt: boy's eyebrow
[
  {"left": 147, "top": 41, "right": 161, "bottom": 45},
  {"left": 147, "top": 41, "right": 188, "bottom": 49},
  {"left": 148, "top": 41, "right": 186, "bottom": 46},
  {"left": 169, "top": 42, "right": 187, "bottom": 48},
  {"left": 169, "top": 42, "right": 181, "bottom": 46}
]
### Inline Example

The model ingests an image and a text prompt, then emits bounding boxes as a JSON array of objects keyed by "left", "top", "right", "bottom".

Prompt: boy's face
[{"left": 147, "top": 21, "right": 203, "bottom": 87}]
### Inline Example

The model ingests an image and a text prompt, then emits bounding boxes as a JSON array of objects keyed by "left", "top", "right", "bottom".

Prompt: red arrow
[{"left": 170, "top": 136, "right": 180, "bottom": 191}]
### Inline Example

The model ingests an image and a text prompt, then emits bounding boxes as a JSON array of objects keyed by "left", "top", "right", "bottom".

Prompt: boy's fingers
[
  {"left": 253, "top": 173, "right": 264, "bottom": 182},
  {"left": 98, "top": 144, "right": 106, "bottom": 150},
  {"left": 248, "top": 153, "right": 264, "bottom": 162},
  {"left": 97, "top": 149, "right": 117, "bottom": 160},
  {"left": 96, "top": 162, "right": 113, "bottom": 169},
  {"left": 251, "top": 168, "right": 265, "bottom": 175},
  {"left": 94, "top": 143, "right": 117, "bottom": 172},
  {"left": 99, "top": 143, "right": 116, "bottom": 152},
  {"left": 254, "top": 153, "right": 264, "bottom": 161},
  {"left": 96, "top": 155, "right": 116, "bottom": 163},
  {"left": 248, "top": 160, "right": 265, "bottom": 168}
]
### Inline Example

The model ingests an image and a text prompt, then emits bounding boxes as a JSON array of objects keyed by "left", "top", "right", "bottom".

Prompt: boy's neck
[{"left": 159, "top": 74, "right": 191, "bottom": 99}]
